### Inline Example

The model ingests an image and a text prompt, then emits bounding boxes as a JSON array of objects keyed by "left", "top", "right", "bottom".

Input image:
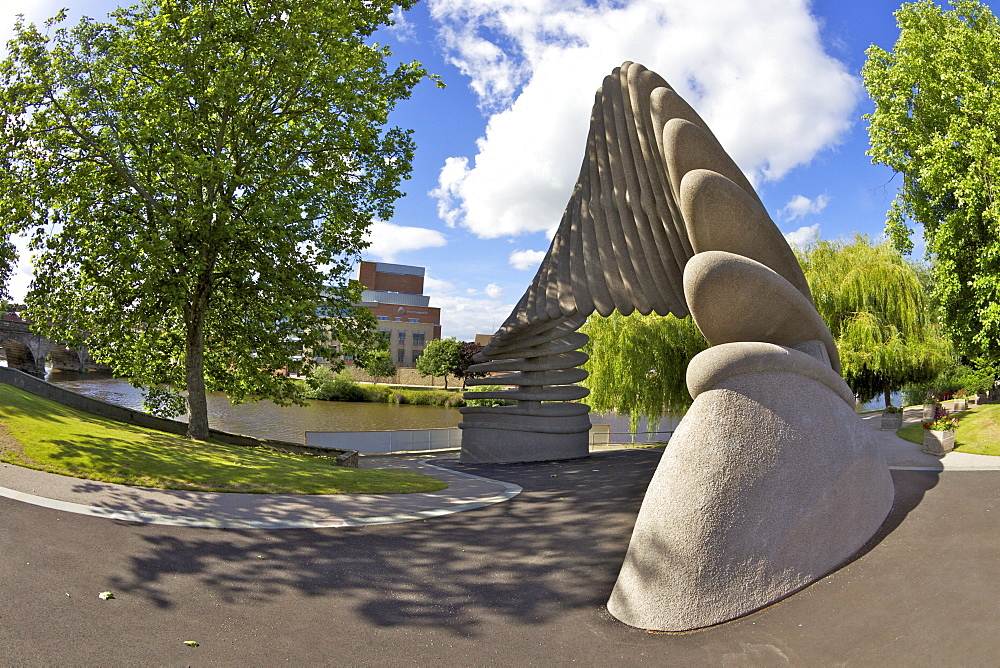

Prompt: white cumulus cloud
[
  {"left": 429, "top": 0, "right": 859, "bottom": 239},
  {"left": 781, "top": 194, "right": 830, "bottom": 222},
  {"left": 509, "top": 249, "right": 545, "bottom": 271},
  {"left": 364, "top": 220, "right": 447, "bottom": 263},
  {"left": 485, "top": 282, "right": 504, "bottom": 298},
  {"left": 784, "top": 223, "right": 820, "bottom": 248},
  {"left": 423, "top": 275, "right": 515, "bottom": 340}
]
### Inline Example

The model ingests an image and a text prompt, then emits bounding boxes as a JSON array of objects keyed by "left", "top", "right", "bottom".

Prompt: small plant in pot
[
  {"left": 881, "top": 405, "right": 903, "bottom": 430},
  {"left": 922, "top": 415, "right": 959, "bottom": 456}
]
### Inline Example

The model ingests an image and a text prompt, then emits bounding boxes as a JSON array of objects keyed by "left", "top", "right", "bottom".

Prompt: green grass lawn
[
  {"left": 896, "top": 402, "right": 1000, "bottom": 456},
  {"left": 0, "top": 384, "right": 447, "bottom": 494}
]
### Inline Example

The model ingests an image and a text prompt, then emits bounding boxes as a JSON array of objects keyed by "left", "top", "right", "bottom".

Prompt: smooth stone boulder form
[
  {"left": 683, "top": 250, "right": 841, "bottom": 373},
  {"left": 607, "top": 362, "right": 894, "bottom": 631}
]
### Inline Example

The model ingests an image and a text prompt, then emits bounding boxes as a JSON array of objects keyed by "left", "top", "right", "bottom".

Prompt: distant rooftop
[{"left": 357, "top": 262, "right": 424, "bottom": 278}]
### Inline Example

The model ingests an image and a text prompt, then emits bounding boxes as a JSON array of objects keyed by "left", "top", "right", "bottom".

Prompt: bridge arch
[{"left": 2, "top": 338, "right": 44, "bottom": 376}]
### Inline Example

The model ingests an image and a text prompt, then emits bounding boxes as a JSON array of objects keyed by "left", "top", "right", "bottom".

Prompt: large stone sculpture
[{"left": 460, "top": 61, "right": 894, "bottom": 631}]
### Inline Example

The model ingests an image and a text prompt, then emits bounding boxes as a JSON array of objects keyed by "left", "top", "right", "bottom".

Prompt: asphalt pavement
[{"left": 0, "top": 410, "right": 998, "bottom": 665}]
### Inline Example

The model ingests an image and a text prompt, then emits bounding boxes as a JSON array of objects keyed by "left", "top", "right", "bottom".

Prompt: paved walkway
[
  {"left": 0, "top": 454, "right": 521, "bottom": 529},
  {"left": 0, "top": 406, "right": 994, "bottom": 529}
]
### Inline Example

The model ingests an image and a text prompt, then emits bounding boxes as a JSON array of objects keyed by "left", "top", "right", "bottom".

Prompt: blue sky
[{"left": 3, "top": 0, "right": 993, "bottom": 340}]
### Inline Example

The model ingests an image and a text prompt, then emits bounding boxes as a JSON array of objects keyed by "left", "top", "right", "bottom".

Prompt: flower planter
[
  {"left": 923, "top": 429, "right": 955, "bottom": 456},
  {"left": 881, "top": 412, "right": 903, "bottom": 430},
  {"left": 953, "top": 398, "right": 968, "bottom": 411},
  {"left": 922, "top": 404, "right": 937, "bottom": 420}
]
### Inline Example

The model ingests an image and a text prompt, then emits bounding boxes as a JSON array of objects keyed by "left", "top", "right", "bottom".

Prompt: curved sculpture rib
[{"left": 459, "top": 61, "right": 817, "bottom": 463}]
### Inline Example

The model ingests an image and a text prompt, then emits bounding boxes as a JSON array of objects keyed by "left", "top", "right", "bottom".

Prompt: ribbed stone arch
[{"left": 459, "top": 62, "right": 894, "bottom": 633}]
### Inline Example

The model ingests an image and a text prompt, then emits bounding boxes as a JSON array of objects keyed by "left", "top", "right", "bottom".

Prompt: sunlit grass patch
[
  {"left": 0, "top": 384, "right": 446, "bottom": 494},
  {"left": 896, "top": 403, "right": 1000, "bottom": 456}
]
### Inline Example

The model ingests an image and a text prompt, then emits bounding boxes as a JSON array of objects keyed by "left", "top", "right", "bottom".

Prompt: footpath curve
[{"left": 0, "top": 455, "right": 520, "bottom": 529}]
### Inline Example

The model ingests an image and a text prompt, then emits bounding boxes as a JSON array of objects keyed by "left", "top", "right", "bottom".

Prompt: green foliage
[
  {"left": 581, "top": 311, "right": 708, "bottom": 434},
  {"left": 356, "top": 348, "right": 397, "bottom": 383},
  {"left": 455, "top": 341, "right": 487, "bottom": 386},
  {"left": 0, "top": 0, "right": 436, "bottom": 438},
  {"left": 302, "top": 367, "right": 463, "bottom": 406},
  {"left": 415, "top": 337, "right": 461, "bottom": 388},
  {"left": 384, "top": 388, "right": 463, "bottom": 407},
  {"left": 913, "top": 356, "right": 998, "bottom": 400},
  {"left": 903, "top": 384, "right": 935, "bottom": 406},
  {"left": 863, "top": 0, "right": 1000, "bottom": 358},
  {"left": 798, "top": 236, "right": 951, "bottom": 405},
  {"left": 303, "top": 367, "right": 368, "bottom": 402},
  {"left": 464, "top": 385, "right": 515, "bottom": 407}
]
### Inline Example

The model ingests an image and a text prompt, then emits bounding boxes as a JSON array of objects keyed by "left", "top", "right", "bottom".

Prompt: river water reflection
[
  {"left": 44, "top": 371, "right": 683, "bottom": 445},
  {"left": 45, "top": 371, "right": 462, "bottom": 444}
]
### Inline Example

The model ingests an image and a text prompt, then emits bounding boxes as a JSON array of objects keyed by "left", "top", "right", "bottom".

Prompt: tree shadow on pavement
[{"left": 107, "top": 450, "right": 662, "bottom": 637}]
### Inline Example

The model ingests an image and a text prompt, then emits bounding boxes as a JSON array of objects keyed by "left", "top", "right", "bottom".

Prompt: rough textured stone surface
[
  {"left": 607, "top": 370, "right": 894, "bottom": 631},
  {"left": 923, "top": 430, "right": 955, "bottom": 456}
]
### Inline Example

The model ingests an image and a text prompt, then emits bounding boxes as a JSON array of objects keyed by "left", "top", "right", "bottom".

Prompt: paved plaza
[{"left": 0, "top": 409, "right": 997, "bottom": 665}]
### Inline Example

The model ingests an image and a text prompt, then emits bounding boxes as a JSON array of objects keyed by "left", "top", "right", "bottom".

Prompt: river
[
  {"left": 42, "top": 371, "right": 680, "bottom": 445},
  {"left": 44, "top": 371, "right": 463, "bottom": 444}
]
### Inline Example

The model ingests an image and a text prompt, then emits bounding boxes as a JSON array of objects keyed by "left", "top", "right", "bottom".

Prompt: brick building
[{"left": 356, "top": 261, "right": 441, "bottom": 368}]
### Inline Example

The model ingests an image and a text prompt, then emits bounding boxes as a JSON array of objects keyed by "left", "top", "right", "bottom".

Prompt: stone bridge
[{"left": 1, "top": 315, "right": 108, "bottom": 376}]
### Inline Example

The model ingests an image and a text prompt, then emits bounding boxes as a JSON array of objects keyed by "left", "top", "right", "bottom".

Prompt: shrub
[
  {"left": 465, "top": 385, "right": 515, "bottom": 407},
  {"left": 304, "top": 367, "right": 367, "bottom": 402}
]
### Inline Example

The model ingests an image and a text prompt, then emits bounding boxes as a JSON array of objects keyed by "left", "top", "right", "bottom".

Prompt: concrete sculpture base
[
  {"left": 459, "top": 426, "right": 589, "bottom": 464},
  {"left": 607, "top": 369, "right": 894, "bottom": 631}
]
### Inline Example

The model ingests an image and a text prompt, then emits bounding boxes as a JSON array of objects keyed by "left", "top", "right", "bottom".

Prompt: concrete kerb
[{"left": 0, "top": 458, "right": 521, "bottom": 530}]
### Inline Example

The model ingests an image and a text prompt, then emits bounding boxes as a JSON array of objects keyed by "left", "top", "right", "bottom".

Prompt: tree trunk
[
  {"left": 884, "top": 382, "right": 892, "bottom": 409},
  {"left": 184, "top": 298, "right": 211, "bottom": 441}
]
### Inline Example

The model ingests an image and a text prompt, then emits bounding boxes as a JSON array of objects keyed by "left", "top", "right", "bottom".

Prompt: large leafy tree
[
  {"left": 0, "top": 0, "right": 437, "bottom": 439},
  {"left": 416, "top": 337, "right": 460, "bottom": 389},
  {"left": 356, "top": 348, "right": 396, "bottom": 384},
  {"left": 863, "top": 0, "right": 1000, "bottom": 358},
  {"left": 581, "top": 311, "right": 708, "bottom": 434},
  {"left": 798, "top": 237, "right": 951, "bottom": 406}
]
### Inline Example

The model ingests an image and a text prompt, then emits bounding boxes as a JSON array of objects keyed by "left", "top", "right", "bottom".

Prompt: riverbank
[{"left": 0, "top": 384, "right": 447, "bottom": 494}]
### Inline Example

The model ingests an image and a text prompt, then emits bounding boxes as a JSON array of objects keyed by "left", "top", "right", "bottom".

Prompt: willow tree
[
  {"left": 799, "top": 237, "right": 951, "bottom": 407},
  {"left": 863, "top": 0, "right": 1000, "bottom": 358},
  {"left": 0, "top": 0, "right": 437, "bottom": 439},
  {"left": 581, "top": 311, "right": 708, "bottom": 434}
]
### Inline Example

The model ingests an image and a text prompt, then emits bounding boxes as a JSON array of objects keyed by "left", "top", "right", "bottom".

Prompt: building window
[
  {"left": 412, "top": 333, "right": 425, "bottom": 346},
  {"left": 412, "top": 350, "right": 422, "bottom": 365},
  {"left": 408, "top": 318, "right": 419, "bottom": 323},
  {"left": 377, "top": 315, "right": 388, "bottom": 321},
  {"left": 397, "top": 331, "right": 406, "bottom": 346},
  {"left": 397, "top": 348, "right": 405, "bottom": 364},
  {"left": 378, "top": 330, "right": 390, "bottom": 340},
  {"left": 395, "top": 317, "right": 402, "bottom": 321}
]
